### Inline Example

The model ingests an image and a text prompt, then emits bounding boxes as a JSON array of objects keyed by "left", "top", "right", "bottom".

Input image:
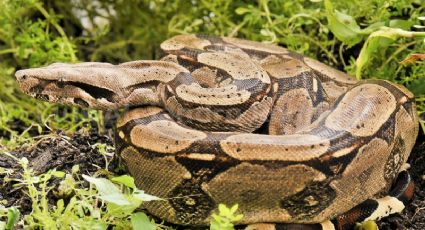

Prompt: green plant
[
  {"left": 355, "top": 220, "right": 379, "bottom": 230},
  {"left": 210, "top": 204, "right": 243, "bottom": 230},
  {"left": 0, "top": 0, "right": 103, "bottom": 148},
  {"left": 0, "top": 151, "right": 163, "bottom": 229},
  {"left": 0, "top": 206, "right": 20, "bottom": 230}
]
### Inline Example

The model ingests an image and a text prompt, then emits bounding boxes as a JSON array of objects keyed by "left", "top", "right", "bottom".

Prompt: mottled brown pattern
[
  {"left": 325, "top": 84, "right": 397, "bottom": 137},
  {"left": 204, "top": 163, "right": 325, "bottom": 223},
  {"left": 269, "top": 88, "right": 314, "bottom": 135},
  {"left": 130, "top": 120, "right": 207, "bottom": 153},
  {"left": 15, "top": 35, "right": 419, "bottom": 228}
]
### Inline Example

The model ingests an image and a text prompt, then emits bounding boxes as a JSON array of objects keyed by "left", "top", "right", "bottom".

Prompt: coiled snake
[{"left": 15, "top": 35, "right": 418, "bottom": 230}]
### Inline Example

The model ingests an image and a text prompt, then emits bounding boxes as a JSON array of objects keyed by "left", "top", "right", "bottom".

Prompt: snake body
[{"left": 15, "top": 35, "right": 418, "bottom": 230}]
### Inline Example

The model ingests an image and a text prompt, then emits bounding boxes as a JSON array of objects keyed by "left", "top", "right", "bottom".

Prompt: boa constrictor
[{"left": 15, "top": 35, "right": 418, "bottom": 230}]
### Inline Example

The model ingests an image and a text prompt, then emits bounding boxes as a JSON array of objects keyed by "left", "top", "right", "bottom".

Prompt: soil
[
  {"left": 0, "top": 131, "right": 114, "bottom": 216},
  {"left": 0, "top": 130, "right": 424, "bottom": 229}
]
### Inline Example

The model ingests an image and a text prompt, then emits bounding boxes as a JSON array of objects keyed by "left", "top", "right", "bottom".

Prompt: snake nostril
[{"left": 22, "top": 75, "right": 27, "bottom": 80}]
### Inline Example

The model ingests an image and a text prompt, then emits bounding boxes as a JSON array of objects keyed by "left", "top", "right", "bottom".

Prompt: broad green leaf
[
  {"left": 101, "top": 194, "right": 131, "bottom": 206},
  {"left": 131, "top": 212, "right": 156, "bottom": 230},
  {"left": 111, "top": 175, "right": 136, "bottom": 189},
  {"left": 355, "top": 35, "right": 394, "bottom": 79},
  {"left": 82, "top": 175, "right": 130, "bottom": 205},
  {"left": 106, "top": 202, "right": 139, "bottom": 217},
  {"left": 133, "top": 189, "right": 163, "bottom": 202},
  {"left": 324, "top": 0, "right": 362, "bottom": 46}
]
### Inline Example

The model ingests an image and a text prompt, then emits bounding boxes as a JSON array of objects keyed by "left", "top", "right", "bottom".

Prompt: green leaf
[
  {"left": 51, "top": 170, "right": 65, "bottom": 178},
  {"left": 210, "top": 204, "right": 242, "bottom": 230},
  {"left": 133, "top": 189, "right": 163, "bottom": 202},
  {"left": 6, "top": 207, "right": 20, "bottom": 230},
  {"left": 229, "top": 204, "right": 238, "bottom": 214},
  {"left": 106, "top": 202, "right": 139, "bottom": 218},
  {"left": 235, "top": 7, "right": 250, "bottom": 15},
  {"left": 355, "top": 27, "right": 425, "bottom": 78},
  {"left": 101, "top": 194, "right": 131, "bottom": 206},
  {"left": 389, "top": 19, "right": 414, "bottom": 30},
  {"left": 82, "top": 175, "right": 130, "bottom": 205},
  {"left": 355, "top": 220, "right": 378, "bottom": 230},
  {"left": 71, "top": 165, "right": 80, "bottom": 174},
  {"left": 111, "top": 175, "right": 136, "bottom": 189},
  {"left": 218, "top": 204, "right": 230, "bottom": 216},
  {"left": 131, "top": 212, "right": 156, "bottom": 230},
  {"left": 324, "top": 0, "right": 362, "bottom": 46},
  {"left": 53, "top": 199, "right": 64, "bottom": 216}
]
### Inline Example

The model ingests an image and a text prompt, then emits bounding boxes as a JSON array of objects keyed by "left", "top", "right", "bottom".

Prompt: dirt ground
[{"left": 0, "top": 130, "right": 424, "bottom": 229}]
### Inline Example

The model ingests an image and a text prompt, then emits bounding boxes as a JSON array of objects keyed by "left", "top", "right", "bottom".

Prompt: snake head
[{"left": 15, "top": 62, "right": 121, "bottom": 109}]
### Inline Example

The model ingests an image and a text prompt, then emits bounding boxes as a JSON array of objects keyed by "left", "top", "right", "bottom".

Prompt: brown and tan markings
[{"left": 15, "top": 35, "right": 418, "bottom": 230}]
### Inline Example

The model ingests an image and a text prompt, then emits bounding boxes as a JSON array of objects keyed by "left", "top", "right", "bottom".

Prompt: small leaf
[
  {"left": 233, "top": 214, "right": 243, "bottom": 222},
  {"left": 6, "top": 207, "right": 20, "bottom": 230},
  {"left": 82, "top": 175, "right": 130, "bottom": 205},
  {"left": 230, "top": 204, "right": 238, "bottom": 214},
  {"left": 111, "top": 175, "right": 136, "bottom": 189},
  {"left": 218, "top": 204, "right": 230, "bottom": 216},
  {"left": 131, "top": 212, "right": 156, "bottom": 230},
  {"left": 389, "top": 19, "right": 414, "bottom": 30},
  {"left": 235, "top": 7, "right": 250, "bottom": 15},
  {"left": 52, "top": 170, "right": 65, "bottom": 178},
  {"left": 54, "top": 199, "right": 65, "bottom": 216},
  {"left": 355, "top": 220, "right": 378, "bottom": 230},
  {"left": 71, "top": 165, "right": 80, "bottom": 174}
]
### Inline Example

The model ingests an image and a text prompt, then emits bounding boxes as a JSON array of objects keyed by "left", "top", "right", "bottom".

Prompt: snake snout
[
  {"left": 15, "top": 69, "right": 29, "bottom": 82},
  {"left": 14, "top": 69, "right": 42, "bottom": 94}
]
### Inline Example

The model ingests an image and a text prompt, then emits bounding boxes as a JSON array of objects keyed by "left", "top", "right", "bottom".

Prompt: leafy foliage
[
  {"left": 210, "top": 204, "right": 243, "bottom": 230},
  {"left": 0, "top": 0, "right": 103, "bottom": 148},
  {"left": 0, "top": 152, "right": 163, "bottom": 229}
]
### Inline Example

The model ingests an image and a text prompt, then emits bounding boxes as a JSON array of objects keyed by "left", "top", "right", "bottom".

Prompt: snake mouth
[{"left": 15, "top": 68, "right": 117, "bottom": 109}]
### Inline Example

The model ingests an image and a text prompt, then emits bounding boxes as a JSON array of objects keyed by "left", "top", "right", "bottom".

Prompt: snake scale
[{"left": 15, "top": 35, "right": 418, "bottom": 230}]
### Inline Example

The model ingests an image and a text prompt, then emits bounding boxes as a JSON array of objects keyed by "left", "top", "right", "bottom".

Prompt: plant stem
[{"left": 34, "top": 3, "right": 77, "bottom": 62}]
